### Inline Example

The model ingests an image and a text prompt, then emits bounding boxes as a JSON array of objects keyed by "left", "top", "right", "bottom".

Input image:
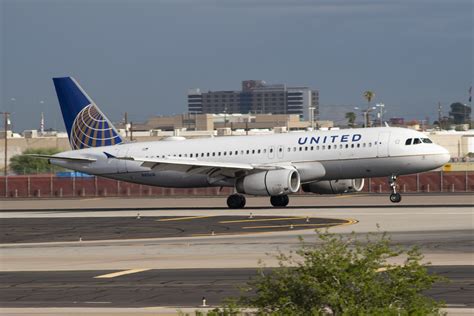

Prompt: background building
[{"left": 187, "top": 80, "right": 319, "bottom": 121}]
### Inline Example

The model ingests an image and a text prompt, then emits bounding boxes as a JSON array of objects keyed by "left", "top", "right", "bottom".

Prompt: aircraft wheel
[
  {"left": 227, "top": 194, "right": 246, "bottom": 209},
  {"left": 270, "top": 195, "right": 289, "bottom": 207},
  {"left": 389, "top": 193, "right": 401, "bottom": 203}
]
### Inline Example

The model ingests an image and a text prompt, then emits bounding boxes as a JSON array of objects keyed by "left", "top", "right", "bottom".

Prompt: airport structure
[{"left": 187, "top": 80, "right": 319, "bottom": 121}]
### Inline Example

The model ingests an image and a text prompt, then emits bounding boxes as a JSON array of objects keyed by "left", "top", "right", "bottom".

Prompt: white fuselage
[{"left": 51, "top": 127, "right": 450, "bottom": 189}]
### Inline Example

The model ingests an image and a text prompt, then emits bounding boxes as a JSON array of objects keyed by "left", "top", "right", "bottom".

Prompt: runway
[
  {"left": 0, "top": 194, "right": 472, "bottom": 314},
  {"left": 0, "top": 266, "right": 472, "bottom": 308}
]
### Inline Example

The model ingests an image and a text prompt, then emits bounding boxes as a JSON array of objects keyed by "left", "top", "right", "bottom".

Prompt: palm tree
[
  {"left": 345, "top": 112, "right": 356, "bottom": 128},
  {"left": 363, "top": 91, "right": 375, "bottom": 127}
]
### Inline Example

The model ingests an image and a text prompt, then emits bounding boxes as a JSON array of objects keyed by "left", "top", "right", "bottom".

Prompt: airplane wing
[
  {"left": 115, "top": 155, "right": 285, "bottom": 179},
  {"left": 26, "top": 154, "right": 97, "bottom": 163}
]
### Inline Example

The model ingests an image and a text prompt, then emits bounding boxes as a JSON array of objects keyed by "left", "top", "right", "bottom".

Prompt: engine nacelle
[
  {"left": 302, "top": 178, "right": 365, "bottom": 194},
  {"left": 235, "top": 169, "right": 300, "bottom": 196}
]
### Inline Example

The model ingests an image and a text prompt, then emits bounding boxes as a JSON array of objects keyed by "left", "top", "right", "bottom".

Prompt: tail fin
[{"left": 53, "top": 77, "right": 123, "bottom": 150}]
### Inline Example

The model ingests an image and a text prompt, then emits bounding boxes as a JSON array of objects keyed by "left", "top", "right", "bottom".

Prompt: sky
[{"left": 1, "top": 0, "right": 472, "bottom": 132}]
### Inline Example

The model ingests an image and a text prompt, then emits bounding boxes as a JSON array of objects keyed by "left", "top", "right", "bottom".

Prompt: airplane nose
[{"left": 438, "top": 146, "right": 451, "bottom": 165}]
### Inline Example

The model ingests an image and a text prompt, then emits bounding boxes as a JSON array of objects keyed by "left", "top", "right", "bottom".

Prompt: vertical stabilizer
[{"left": 53, "top": 77, "right": 123, "bottom": 150}]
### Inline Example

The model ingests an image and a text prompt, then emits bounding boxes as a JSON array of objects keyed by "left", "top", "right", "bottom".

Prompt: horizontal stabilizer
[{"left": 26, "top": 154, "right": 96, "bottom": 163}]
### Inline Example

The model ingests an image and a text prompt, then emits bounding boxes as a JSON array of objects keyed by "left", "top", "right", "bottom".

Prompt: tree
[
  {"left": 232, "top": 230, "right": 445, "bottom": 315},
  {"left": 363, "top": 90, "right": 375, "bottom": 106},
  {"left": 344, "top": 112, "right": 356, "bottom": 128},
  {"left": 362, "top": 91, "right": 375, "bottom": 127},
  {"left": 10, "top": 148, "right": 63, "bottom": 175}
]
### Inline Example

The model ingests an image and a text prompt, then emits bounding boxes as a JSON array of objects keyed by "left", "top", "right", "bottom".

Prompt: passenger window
[
  {"left": 252, "top": 150, "right": 255, "bottom": 154},
  {"left": 293, "top": 147, "right": 296, "bottom": 152},
  {"left": 270, "top": 148, "right": 274, "bottom": 153},
  {"left": 357, "top": 144, "right": 360, "bottom": 148},
  {"left": 322, "top": 145, "right": 325, "bottom": 150},
  {"left": 310, "top": 146, "right": 314, "bottom": 150},
  {"left": 279, "top": 147, "right": 283, "bottom": 152},
  {"left": 351, "top": 144, "right": 354, "bottom": 148},
  {"left": 369, "top": 143, "right": 372, "bottom": 147},
  {"left": 299, "top": 147, "right": 303, "bottom": 151},
  {"left": 363, "top": 143, "right": 366, "bottom": 147},
  {"left": 414, "top": 138, "right": 421, "bottom": 144},
  {"left": 328, "top": 145, "right": 331, "bottom": 149},
  {"left": 287, "top": 147, "right": 291, "bottom": 152},
  {"left": 246, "top": 150, "right": 250, "bottom": 154},
  {"left": 345, "top": 144, "right": 349, "bottom": 148},
  {"left": 212, "top": 152, "right": 215, "bottom": 156},
  {"left": 317, "top": 146, "right": 320, "bottom": 150},
  {"left": 190, "top": 154, "right": 193, "bottom": 158},
  {"left": 223, "top": 151, "right": 227, "bottom": 156},
  {"left": 235, "top": 150, "right": 238, "bottom": 155},
  {"left": 405, "top": 139, "right": 412, "bottom": 145}
]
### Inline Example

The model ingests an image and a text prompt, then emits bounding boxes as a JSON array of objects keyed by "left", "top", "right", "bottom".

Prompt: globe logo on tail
[{"left": 70, "top": 104, "right": 123, "bottom": 150}]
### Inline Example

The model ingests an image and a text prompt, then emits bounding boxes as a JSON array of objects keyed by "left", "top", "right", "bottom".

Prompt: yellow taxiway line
[
  {"left": 242, "top": 223, "right": 342, "bottom": 229},
  {"left": 219, "top": 217, "right": 306, "bottom": 224},
  {"left": 156, "top": 216, "right": 215, "bottom": 222},
  {"left": 94, "top": 269, "right": 150, "bottom": 279}
]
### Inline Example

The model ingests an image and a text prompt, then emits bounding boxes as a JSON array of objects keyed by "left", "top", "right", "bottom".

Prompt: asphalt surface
[
  {"left": 0, "top": 266, "right": 471, "bottom": 308},
  {"left": 0, "top": 216, "right": 350, "bottom": 243},
  {"left": 0, "top": 194, "right": 472, "bottom": 313}
]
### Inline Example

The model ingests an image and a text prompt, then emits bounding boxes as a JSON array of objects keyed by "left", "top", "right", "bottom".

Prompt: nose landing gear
[{"left": 388, "top": 175, "right": 402, "bottom": 203}]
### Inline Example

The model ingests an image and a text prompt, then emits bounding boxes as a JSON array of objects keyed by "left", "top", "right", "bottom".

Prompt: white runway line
[{"left": 94, "top": 268, "right": 150, "bottom": 279}]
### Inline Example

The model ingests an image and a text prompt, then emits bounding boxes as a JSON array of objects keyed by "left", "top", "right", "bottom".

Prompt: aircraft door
[
  {"left": 268, "top": 146, "right": 275, "bottom": 159},
  {"left": 277, "top": 145, "right": 284, "bottom": 159},
  {"left": 377, "top": 132, "right": 390, "bottom": 157}
]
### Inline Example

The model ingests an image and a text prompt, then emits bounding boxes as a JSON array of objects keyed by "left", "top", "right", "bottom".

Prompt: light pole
[
  {"left": 354, "top": 106, "right": 375, "bottom": 128},
  {"left": 376, "top": 103, "right": 385, "bottom": 127},
  {"left": 0, "top": 112, "right": 10, "bottom": 176}
]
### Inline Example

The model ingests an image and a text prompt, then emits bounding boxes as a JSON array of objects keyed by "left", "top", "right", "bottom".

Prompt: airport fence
[{"left": 0, "top": 171, "right": 472, "bottom": 198}]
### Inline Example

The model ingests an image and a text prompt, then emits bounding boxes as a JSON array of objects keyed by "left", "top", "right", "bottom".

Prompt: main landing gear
[
  {"left": 388, "top": 175, "right": 402, "bottom": 203},
  {"left": 270, "top": 195, "right": 289, "bottom": 207},
  {"left": 226, "top": 194, "right": 290, "bottom": 208},
  {"left": 227, "top": 194, "right": 246, "bottom": 209}
]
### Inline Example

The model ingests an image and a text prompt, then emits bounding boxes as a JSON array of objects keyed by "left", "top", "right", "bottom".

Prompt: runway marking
[
  {"left": 219, "top": 217, "right": 306, "bottom": 224},
  {"left": 94, "top": 268, "right": 150, "bottom": 279},
  {"left": 242, "top": 223, "right": 346, "bottom": 229},
  {"left": 156, "top": 216, "right": 215, "bottom": 222}
]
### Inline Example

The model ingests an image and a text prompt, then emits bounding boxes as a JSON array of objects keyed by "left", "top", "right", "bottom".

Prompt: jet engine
[
  {"left": 302, "top": 178, "right": 364, "bottom": 194},
  {"left": 236, "top": 169, "right": 300, "bottom": 196}
]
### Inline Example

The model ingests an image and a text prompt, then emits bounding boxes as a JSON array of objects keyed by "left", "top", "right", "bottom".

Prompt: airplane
[{"left": 31, "top": 77, "right": 451, "bottom": 208}]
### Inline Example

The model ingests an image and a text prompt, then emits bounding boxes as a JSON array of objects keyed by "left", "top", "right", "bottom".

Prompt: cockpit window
[
  {"left": 405, "top": 138, "right": 412, "bottom": 145},
  {"left": 422, "top": 138, "right": 432, "bottom": 143},
  {"left": 413, "top": 138, "right": 421, "bottom": 144}
]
